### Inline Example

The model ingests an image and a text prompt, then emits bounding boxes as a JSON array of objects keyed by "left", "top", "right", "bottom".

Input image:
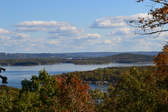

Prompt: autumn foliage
[
  {"left": 154, "top": 45, "right": 168, "bottom": 80},
  {"left": 0, "top": 69, "right": 94, "bottom": 112},
  {"left": 55, "top": 75, "right": 94, "bottom": 111},
  {"left": 2, "top": 45, "right": 168, "bottom": 111},
  {"left": 129, "top": 0, "right": 168, "bottom": 35},
  {"left": 98, "top": 44, "right": 168, "bottom": 112}
]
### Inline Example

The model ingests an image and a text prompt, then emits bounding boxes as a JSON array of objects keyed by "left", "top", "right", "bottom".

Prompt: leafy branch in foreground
[{"left": 128, "top": 0, "right": 168, "bottom": 36}]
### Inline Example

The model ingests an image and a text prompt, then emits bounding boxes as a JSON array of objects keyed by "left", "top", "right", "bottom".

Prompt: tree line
[
  {"left": 0, "top": 53, "right": 153, "bottom": 66},
  {"left": 60, "top": 66, "right": 150, "bottom": 85}
]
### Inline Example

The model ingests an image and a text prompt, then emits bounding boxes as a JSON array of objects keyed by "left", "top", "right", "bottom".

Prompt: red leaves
[{"left": 54, "top": 75, "right": 94, "bottom": 111}]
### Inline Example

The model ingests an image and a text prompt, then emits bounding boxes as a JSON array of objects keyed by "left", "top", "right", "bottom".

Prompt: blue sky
[{"left": 0, "top": 0, "right": 166, "bottom": 53}]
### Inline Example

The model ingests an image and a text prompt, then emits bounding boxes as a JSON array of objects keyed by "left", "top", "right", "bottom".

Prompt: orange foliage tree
[
  {"left": 55, "top": 75, "right": 94, "bottom": 111},
  {"left": 153, "top": 45, "right": 168, "bottom": 97}
]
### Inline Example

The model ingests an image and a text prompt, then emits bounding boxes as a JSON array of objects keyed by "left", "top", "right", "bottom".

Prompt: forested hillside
[
  {"left": 59, "top": 66, "right": 150, "bottom": 85},
  {"left": 0, "top": 51, "right": 158, "bottom": 59},
  {"left": 0, "top": 53, "right": 154, "bottom": 66}
]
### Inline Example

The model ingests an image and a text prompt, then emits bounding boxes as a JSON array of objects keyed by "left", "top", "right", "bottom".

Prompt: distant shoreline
[
  {"left": 0, "top": 61, "right": 153, "bottom": 66},
  {"left": 0, "top": 53, "right": 154, "bottom": 66}
]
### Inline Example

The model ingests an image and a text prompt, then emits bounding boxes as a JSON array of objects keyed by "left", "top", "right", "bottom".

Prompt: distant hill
[
  {"left": 105, "top": 53, "right": 154, "bottom": 63},
  {"left": 0, "top": 51, "right": 159, "bottom": 59},
  {"left": 0, "top": 53, "right": 154, "bottom": 66},
  {"left": 71, "top": 53, "right": 154, "bottom": 64},
  {"left": 129, "top": 51, "right": 159, "bottom": 56}
]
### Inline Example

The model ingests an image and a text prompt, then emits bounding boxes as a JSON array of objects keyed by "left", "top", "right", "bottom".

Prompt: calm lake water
[{"left": 0, "top": 63, "right": 153, "bottom": 89}]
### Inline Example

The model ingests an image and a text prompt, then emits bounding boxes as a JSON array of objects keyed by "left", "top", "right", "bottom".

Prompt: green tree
[
  {"left": 101, "top": 67, "right": 167, "bottom": 112},
  {"left": 18, "top": 69, "right": 60, "bottom": 111},
  {"left": 17, "top": 69, "right": 94, "bottom": 112},
  {"left": 90, "top": 89, "right": 106, "bottom": 112},
  {"left": 0, "top": 86, "right": 19, "bottom": 112}
]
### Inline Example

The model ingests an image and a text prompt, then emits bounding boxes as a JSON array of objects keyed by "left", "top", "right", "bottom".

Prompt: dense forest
[
  {"left": 0, "top": 53, "right": 154, "bottom": 66},
  {"left": 59, "top": 66, "right": 150, "bottom": 86}
]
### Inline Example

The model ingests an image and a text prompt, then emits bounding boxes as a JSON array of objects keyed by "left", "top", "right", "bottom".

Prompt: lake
[{"left": 0, "top": 62, "right": 153, "bottom": 89}]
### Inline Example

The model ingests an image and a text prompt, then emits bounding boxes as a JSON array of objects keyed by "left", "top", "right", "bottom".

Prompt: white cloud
[
  {"left": 15, "top": 21, "right": 71, "bottom": 27},
  {"left": 107, "top": 27, "right": 133, "bottom": 36},
  {"left": 87, "top": 40, "right": 101, "bottom": 45},
  {"left": 104, "top": 39, "right": 112, "bottom": 44},
  {"left": 111, "top": 37, "right": 122, "bottom": 43},
  {"left": 14, "top": 21, "right": 102, "bottom": 40},
  {"left": 86, "top": 33, "right": 101, "bottom": 39},
  {"left": 49, "top": 26, "right": 81, "bottom": 37},
  {"left": 91, "top": 13, "right": 151, "bottom": 28},
  {"left": 16, "top": 27, "right": 47, "bottom": 32},
  {"left": 125, "top": 13, "right": 151, "bottom": 21},
  {"left": 103, "top": 38, "right": 122, "bottom": 47},
  {"left": 0, "top": 36, "right": 10, "bottom": 40},
  {"left": 12, "top": 33, "right": 31, "bottom": 39},
  {"left": 0, "top": 28, "right": 10, "bottom": 34},
  {"left": 0, "top": 15, "right": 163, "bottom": 53},
  {"left": 15, "top": 21, "right": 71, "bottom": 32},
  {"left": 91, "top": 16, "right": 126, "bottom": 28},
  {"left": 47, "top": 40, "right": 60, "bottom": 45},
  {"left": 48, "top": 26, "right": 101, "bottom": 39}
]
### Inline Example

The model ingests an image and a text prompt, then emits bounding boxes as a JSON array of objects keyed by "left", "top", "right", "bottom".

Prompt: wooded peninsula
[{"left": 0, "top": 53, "right": 154, "bottom": 66}]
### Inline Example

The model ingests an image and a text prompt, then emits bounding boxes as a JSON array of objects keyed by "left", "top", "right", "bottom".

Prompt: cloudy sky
[{"left": 0, "top": 0, "right": 166, "bottom": 53}]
